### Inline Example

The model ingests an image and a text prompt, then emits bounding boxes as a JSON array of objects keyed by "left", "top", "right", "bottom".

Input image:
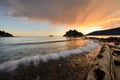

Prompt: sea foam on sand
[{"left": 0, "top": 41, "right": 99, "bottom": 72}]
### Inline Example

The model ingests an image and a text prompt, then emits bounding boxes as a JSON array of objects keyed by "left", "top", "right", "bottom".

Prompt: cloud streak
[{"left": 0, "top": 0, "right": 120, "bottom": 28}]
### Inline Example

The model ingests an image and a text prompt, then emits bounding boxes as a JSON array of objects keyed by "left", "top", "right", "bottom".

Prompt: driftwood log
[{"left": 87, "top": 44, "right": 120, "bottom": 80}]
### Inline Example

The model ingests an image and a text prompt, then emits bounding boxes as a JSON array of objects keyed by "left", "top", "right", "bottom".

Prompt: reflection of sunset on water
[{"left": 65, "top": 37, "right": 90, "bottom": 49}]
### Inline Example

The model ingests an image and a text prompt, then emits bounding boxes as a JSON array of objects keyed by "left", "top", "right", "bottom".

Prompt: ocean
[
  {"left": 0, "top": 36, "right": 119, "bottom": 79},
  {"left": 0, "top": 36, "right": 91, "bottom": 64},
  {"left": 0, "top": 36, "right": 100, "bottom": 72}
]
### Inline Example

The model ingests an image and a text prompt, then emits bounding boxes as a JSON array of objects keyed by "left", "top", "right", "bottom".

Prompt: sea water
[
  {"left": 0, "top": 36, "right": 99, "bottom": 71},
  {"left": 0, "top": 36, "right": 90, "bottom": 63}
]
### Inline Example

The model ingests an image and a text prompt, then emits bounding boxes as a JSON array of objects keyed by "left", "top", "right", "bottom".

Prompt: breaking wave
[{"left": 0, "top": 41, "right": 99, "bottom": 72}]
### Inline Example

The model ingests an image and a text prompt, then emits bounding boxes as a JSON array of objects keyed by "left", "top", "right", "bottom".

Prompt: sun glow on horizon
[
  {"left": 70, "top": 17, "right": 120, "bottom": 34},
  {"left": 2, "top": 17, "right": 120, "bottom": 36},
  {"left": 1, "top": 0, "right": 120, "bottom": 36},
  {"left": 77, "top": 26, "right": 102, "bottom": 34}
]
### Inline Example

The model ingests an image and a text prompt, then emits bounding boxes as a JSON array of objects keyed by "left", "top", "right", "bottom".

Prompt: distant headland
[
  {"left": 63, "top": 29, "right": 84, "bottom": 37},
  {"left": 87, "top": 27, "right": 120, "bottom": 35},
  {"left": 0, "top": 30, "right": 13, "bottom": 37}
]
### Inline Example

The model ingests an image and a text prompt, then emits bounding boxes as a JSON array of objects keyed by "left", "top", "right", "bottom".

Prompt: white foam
[{"left": 0, "top": 41, "right": 99, "bottom": 72}]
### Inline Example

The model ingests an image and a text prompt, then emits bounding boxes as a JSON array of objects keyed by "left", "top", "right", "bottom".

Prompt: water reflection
[
  {"left": 65, "top": 37, "right": 90, "bottom": 49},
  {"left": 0, "top": 37, "right": 91, "bottom": 63}
]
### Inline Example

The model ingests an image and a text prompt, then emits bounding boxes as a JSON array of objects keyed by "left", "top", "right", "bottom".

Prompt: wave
[{"left": 0, "top": 41, "right": 99, "bottom": 72}]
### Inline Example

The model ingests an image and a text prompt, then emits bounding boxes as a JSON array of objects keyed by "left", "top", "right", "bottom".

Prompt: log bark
[{"left": 87, "top": 44, "right": 120, "bottom": 80}]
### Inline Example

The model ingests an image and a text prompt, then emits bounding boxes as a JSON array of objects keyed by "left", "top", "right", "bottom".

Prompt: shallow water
[{"left": 0, "top": 36, "right": 90, "bottom": 64}]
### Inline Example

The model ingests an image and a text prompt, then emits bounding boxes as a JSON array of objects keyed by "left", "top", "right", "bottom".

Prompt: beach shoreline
[{"left": 0, "top": 37, "right": 120, "bottom": 80}]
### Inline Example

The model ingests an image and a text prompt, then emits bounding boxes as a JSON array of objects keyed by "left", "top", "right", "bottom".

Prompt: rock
[
  {"left": 0, "top": 30, "right": 13, "bottom": 37},
  {"left": 63, "top": 29, "right": 84, "bottom": 37}
]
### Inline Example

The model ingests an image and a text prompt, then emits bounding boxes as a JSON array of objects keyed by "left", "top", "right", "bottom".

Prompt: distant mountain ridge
[
  {"left": 87, "top": 27, "right": 120, "bottom": 35},
  {"left": 0, "top": 30, "right": 13, "bottom": 37}
]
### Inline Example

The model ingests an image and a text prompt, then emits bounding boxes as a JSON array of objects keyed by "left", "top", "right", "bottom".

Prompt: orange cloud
[
  {"left": 79, "top": 17, "right": 120, "bottom": 27},
  {"left": 1, "top": 0, "right": 120, "bottom": 29}
]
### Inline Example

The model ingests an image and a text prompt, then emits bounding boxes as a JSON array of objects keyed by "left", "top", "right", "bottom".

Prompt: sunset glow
[{"left": 0, "top": 0, "right": 120, "bottom": 36}]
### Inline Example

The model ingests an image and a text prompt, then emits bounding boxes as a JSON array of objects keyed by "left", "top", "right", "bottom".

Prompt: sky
[{"left": 0, "top": 0, "right": 120, "bottom": 36}]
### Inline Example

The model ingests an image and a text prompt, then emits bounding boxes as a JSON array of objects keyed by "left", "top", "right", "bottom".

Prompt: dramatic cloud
[
  {"left": 0, "top": 0, "right": 120, "bottom": 28},
  {"left": 100, "top": 18, "right": 120, "bottom": 29}
]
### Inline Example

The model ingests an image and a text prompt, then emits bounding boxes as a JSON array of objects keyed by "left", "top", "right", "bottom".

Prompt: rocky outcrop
[
  {"left": 0, "top": 30, "right": 13, "bottom": 37},
  {"left": 64, "top": 29, "right": 84, "bottom": 37}
]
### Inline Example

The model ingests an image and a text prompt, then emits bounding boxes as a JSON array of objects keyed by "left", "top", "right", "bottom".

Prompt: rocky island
[
  {"left": 63, "top": 29, "right": 84, "bottom": 37},
  {"left": 0, "top": 30, "right": 13, "bottom": 37}
]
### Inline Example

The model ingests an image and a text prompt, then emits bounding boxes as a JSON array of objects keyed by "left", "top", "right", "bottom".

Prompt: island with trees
[
  {"left": 0, "top": 30, "right": 13, "bottom": 37},
  {"left": 63, "top": 29, "right": 84, "bottom": 37}
]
